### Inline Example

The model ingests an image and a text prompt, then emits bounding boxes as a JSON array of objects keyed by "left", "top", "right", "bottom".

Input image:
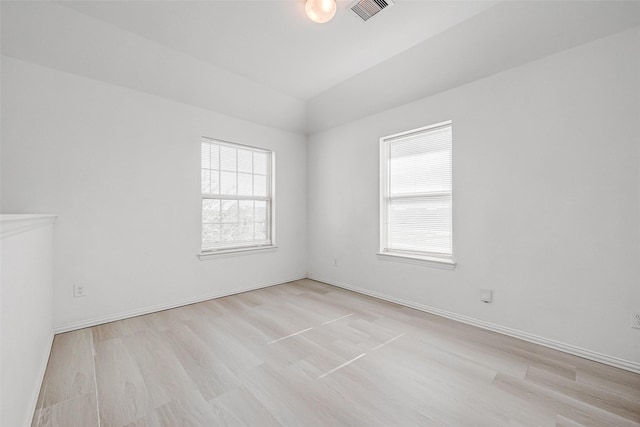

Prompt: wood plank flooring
[{"left": 32, "top": 279, "right": 640, "bottom": 426}]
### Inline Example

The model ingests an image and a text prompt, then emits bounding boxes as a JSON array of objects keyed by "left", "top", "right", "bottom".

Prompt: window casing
[
  {"left": 379, "top": 121, "right": 453, "bottom": 266},
  {"left": 201, "top": 138, "right": 274, "bottom": 253}
]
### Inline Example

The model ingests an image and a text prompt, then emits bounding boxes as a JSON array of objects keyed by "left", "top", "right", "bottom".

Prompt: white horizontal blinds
[
  {"left": 385, "top": 123, "right": 452, "bottom": 257},
  {"left": 201, "top": 139, "right": 271, "bottom": 251}
]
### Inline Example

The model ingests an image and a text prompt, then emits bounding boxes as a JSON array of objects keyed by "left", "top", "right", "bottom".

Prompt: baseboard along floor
[{"left": 32, "top": 279, "right": 640, "bottom": 426}]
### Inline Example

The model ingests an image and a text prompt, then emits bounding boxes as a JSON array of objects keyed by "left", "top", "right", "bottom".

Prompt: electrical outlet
[
  {"left": 632, "top": 312, "right": 640, "bottom": 329},
  {"left": 74, "top": 284, "right": 87, "bottom": 298},
  {"left": 333, "top": 258, "right": 338, "bottom": 267}
]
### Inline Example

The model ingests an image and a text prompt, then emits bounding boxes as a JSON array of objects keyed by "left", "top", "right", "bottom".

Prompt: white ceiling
[
  {"left": 59, "top": 1, "right": 498, "bottom": 100},
  {"left": 2, "top": 1, "right": 639, "bottom": 134},
  {"left": 307, "top": 0, "right": 640, "bottom": 132}
]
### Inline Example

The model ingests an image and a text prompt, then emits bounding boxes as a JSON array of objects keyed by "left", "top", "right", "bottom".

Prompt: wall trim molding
[
  {"left": 0, "top": 214, "right": 57, "bottom": 239},
  {"left": 27, "top": 331, "right": 54, "bottom": 427},
  {"left": 53, "top": 273, "right": 640, "bottom": 374},
  {"left": 53, "top": 276, "right": 306, "bottom": 333},
  {"left": 310, "top": 275, "right": 640, "bottom": 375}
]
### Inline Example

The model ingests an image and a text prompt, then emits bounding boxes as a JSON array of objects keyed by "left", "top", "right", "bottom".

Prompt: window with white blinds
[
  {"left": 380, "top": 121, "right": 453, "bottom": 261},
  {"left": 201, "top": 138, "right": 273, "bottom": 252}
]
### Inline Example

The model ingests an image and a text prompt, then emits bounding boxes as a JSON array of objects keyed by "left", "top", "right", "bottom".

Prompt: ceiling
[
  {"left": 58, "top": 1, "right": 498, "bottom": 100},
  {"left": 2, "top": 1, "right": 639, "bottom": 134}
]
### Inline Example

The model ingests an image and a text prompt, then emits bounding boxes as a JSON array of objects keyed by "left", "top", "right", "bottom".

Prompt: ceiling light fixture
[{"left": 305, "top": 0, "right": 337, "bottom": 24}]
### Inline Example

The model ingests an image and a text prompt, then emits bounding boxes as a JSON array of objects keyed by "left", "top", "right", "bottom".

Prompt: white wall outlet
[
  {"left": 480, "top": 289, "right": 492, "bottom": 303},
  {"left": 333, "top": 258, "right": 338, "bottom": 267},
  {"left": 632, "top": 312, "right": 640, "bottom": 329},
  {"left": 73, "top": 284, "right": 87, "bottom": 298}
]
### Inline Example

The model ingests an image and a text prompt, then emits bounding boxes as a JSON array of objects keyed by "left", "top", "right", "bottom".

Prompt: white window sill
[
  {"left": 376, "top": 252, "right": 456, "bottom": 270},
  {"left": 198, "top": 245, "right": 278, "bottom": 260}
]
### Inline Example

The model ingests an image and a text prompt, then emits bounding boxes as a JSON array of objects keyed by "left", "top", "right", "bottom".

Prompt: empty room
[{"left": 1, "top": 0, "right": 639, "bottom": 426}]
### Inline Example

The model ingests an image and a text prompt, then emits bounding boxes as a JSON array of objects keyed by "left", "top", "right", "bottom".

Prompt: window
[
  {"left": 200, "top": 138, "right": 274, "bottom": 255},
  {"left": 379, "top": 121, "right": 454, "bottom": 268}
]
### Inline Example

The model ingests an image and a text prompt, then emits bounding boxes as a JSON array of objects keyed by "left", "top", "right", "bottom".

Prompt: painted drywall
[
  {"left": 307, "top": 27, "right": 640, "bottom": 364},
  {"left": 1, "top": 1, "right": 306, "bottom": 134},
  {"left": 0, "top": 57, "right": 307, "bottom": 330},
  {"left": 1, "top": 217, "right": 56, "bottom": 427},
  {"left": 306, "top": 1, "right": 640, "bottom": 133}
]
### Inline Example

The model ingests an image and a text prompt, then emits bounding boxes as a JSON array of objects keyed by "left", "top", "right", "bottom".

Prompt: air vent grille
[{"left": 350, "top": 0, "right": 392, "bottom": 21}]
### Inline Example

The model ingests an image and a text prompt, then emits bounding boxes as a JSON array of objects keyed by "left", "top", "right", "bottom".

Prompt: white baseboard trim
[
  {"left": 27, "top": 330, "right": 54, "bottom": 427},
  {"left": 53, "top": 277, "right": 306, "bottom": 334},
  {"left": 311, "top": 276, "right": 640, "bottom": 375}
]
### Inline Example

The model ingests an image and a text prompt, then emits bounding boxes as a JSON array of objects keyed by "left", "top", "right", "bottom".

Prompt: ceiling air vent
[{"left": 349, "top": 0, "right": 393, "bottom": 22}]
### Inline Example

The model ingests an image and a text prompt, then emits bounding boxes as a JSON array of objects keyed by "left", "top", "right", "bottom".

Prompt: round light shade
[{"left": 305, "top": 0, "right": 337, "bottom": 23}]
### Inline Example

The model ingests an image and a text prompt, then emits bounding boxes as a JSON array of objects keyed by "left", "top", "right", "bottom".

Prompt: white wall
[
  {"left": 308, "top": 27, "right": 640, "bottom": 365},
  {"left": 0, "top": 57, "right": 307, "bottom": 330},
  {"left": 305, "top": 1, "right": 640, "bottom": 133},
  {"left": 1, "top": 10, "right": 638, "bottom": 377},
  {"left": 1, "top": 216, "right": 56, "bottom": 427},
  {"left": 1, "top": 1, "right": 306, "bottom": 134}
]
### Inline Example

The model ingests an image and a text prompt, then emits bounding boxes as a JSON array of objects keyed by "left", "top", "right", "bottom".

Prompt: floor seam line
[{"left": 90, "top": 331, "right": 102, "bottom": 427}]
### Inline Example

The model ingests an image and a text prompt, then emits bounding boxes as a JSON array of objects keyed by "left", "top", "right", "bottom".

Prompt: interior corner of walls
[
  {"left": 52, "top": 276, "right": 308, "bottom": 333},
  {"left": 4, "top": 54, "right": 309, "bottom": 337}
]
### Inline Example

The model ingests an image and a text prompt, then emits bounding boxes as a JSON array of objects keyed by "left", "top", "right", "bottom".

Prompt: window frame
[
  {"left": 198, "top": 137, "right": 276, "bottom": 260},
  {"left": 378, "top": 120, "right": 456, "bottom": 270}
]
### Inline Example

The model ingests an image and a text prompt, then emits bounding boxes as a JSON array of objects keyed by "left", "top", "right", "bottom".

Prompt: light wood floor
[{"left": 32, "top": 279, "right": 640, "bottom": 427}]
